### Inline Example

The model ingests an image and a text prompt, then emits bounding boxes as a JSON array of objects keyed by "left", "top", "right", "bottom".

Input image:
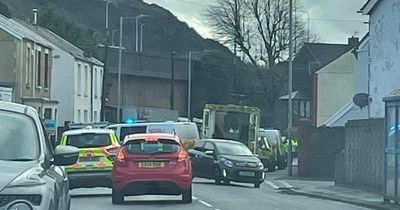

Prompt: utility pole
[
  {"left": 101, "top": 1, "right": 111, "bottom": 121},
  {"left": 170, "top": 51, "right": 176, "bottom": 110},
  {"left": 288, "top": 0, "right": 294, "bottom": 177},
  {"left": 117, "top": 17, "right": 123, "bottom": 123}
]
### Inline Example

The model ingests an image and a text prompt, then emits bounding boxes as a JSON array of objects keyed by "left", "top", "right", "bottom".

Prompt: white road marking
[
  {"left": 277, "top": 180, "right": 293, "bottom": 189},
  {"left": 192, "top": 196, "right": 198, "bottom": 200},
  {"left": 198, "top": 199, "right": 213, "bottom": 207},
  {"left": 264, "top": 180, "right": 280, "bottom": 190}
]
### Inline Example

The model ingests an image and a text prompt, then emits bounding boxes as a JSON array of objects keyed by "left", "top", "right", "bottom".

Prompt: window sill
[
  {"left": 84, "top": 94, "right": 89, "bottom": 97},
  {"left": 44, "top": 88, "right": 49, "bottom": 92},
  {"left": 36, "top": 86, "right": 42, "bottom": 90},
  {"left": 25, "top": 84, "right": 30, "bottom": 89},
  {"left": 77, "top": 93, "right": 82, "bottom": 96}
]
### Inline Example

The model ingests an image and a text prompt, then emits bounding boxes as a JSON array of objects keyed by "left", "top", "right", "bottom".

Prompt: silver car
[{"left": 0, "top": 102, "right": 79, "bottom": 210}]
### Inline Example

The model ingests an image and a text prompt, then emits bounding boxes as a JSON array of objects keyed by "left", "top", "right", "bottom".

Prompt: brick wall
[
  {"left": 298, "top": 124, "right": 345, "bottom": 178},
  {"left": 337, "top": 118, "right": 384, "bottom": 192}
]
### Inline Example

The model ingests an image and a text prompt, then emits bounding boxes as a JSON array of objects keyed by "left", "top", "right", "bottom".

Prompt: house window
[
  {"left": 44, "top": 53, "right": 49, "bottom": 88},
  {"left": 94, "top": 111, "right": 98, "bottom": 122},
  {"left": 84, "top": 66, "right": 89, "bottom": 96},
  {"left": 298, "top": 100, "right": 311, "bottom": 118},
  {"left": 84, "top": 110, "right": 88, "bottom": 123},
  {"left": 305, "top": 101, "right": 311, "bottom": 118},
  {"left": 94, "top": 68, "right": 98, "bottom": 98},
  {"left": 44, "top": 108, "right": 52, "bottom": 119},
  {"left": 77, "top": 64, "right": 81, "bottom": 95},
  {"left": 25, "top": 47, "right": 30, "bottom": 87},
  {"left": 77, "top": 110, "right": 81, "bottom": 123},
  {"left": 36, "top": 50, "right": 42, "bottom": 87}
]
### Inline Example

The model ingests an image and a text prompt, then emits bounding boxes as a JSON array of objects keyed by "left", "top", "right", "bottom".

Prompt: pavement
[{"left": 265, "top": 162, "right": 399, "bottom": 210}]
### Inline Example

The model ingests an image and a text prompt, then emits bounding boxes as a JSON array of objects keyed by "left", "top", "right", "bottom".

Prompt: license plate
[
  {"left": 79, "top": 157, "right": 100, "bottom": 162},
  {"left": 239, "top": 171, "right": 255, "bottom": 177},
  {"left": 139, "top": 162, "right": 165, "bottom": 168}
]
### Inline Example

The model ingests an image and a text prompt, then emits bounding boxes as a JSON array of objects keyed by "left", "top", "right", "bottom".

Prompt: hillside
[{"left": 0, "top": 0, "right": 232, "bottom": 56}]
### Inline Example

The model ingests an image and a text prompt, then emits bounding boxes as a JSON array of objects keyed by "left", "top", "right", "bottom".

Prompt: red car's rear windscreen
[{"left": 124, "top": 139, "right": 179, "bottom": 155}]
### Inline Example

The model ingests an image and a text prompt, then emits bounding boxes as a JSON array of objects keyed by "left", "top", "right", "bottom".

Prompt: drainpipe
[{"left": 90, "top": 62, "right": 94, "bottom": 123}]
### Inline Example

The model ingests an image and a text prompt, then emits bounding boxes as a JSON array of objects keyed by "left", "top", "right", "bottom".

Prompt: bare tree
[
  {"left": 206, "top": 0, "right": 257, "bottom": 65},
  {"left": 206, "top": 0, "right": 312, "bottom": 68}
]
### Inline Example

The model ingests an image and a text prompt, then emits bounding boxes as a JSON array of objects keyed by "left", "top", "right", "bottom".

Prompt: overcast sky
[{"left": 143, "top": 0, "right": 368, "bottom": 44}]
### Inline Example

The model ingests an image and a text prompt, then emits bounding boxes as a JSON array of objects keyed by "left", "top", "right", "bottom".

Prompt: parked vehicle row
[{"left": 0, "top": 101, "right": 270, "bottom": 209}]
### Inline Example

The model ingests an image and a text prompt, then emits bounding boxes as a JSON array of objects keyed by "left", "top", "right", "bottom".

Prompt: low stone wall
[{"left": 338, "top": 118, "right": 384, "bottom": 192}]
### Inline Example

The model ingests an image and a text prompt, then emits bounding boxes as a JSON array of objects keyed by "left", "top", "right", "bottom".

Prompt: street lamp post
[
  {"left": 135, "top": 14, "right": 149, "bottom": 52},
  {"left": 170, "top": 51, "right": 176, "bottom": 110},
  {"left": 117, "top": 16, "right": 135, "bottom": 123},
  {"left": 297, "top": 10, "right": 310, "bottom": 43},
  {"left": 101, "top": 1, "right": 111, "bottom": 121},
  {"left": 288, "top": 0, "right": 294, "bottom": 177}
]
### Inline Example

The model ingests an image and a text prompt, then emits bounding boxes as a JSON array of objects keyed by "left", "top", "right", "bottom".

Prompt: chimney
[
  {"left": 32, "top": 9, "right": 38, "bottom": 26},
  {"left": 348, "top": 36, "right": 359, "bottom": 47}
]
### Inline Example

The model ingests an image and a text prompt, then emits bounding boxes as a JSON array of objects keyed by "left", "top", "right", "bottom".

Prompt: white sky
[{"left": 143, "top": 0, "right": 369, "bottom": 44}]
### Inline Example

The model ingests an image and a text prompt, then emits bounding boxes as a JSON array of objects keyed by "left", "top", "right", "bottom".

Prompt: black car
[
  {"left": 188, "top": 139, "right": 266, "bottom": 188},
  {"left": 0, "top": 102, "right": 79, "bottom": 210}
]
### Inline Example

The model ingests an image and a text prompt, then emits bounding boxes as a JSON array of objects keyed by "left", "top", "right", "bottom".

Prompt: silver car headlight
[
  {"left": 7, "top": 202, "right": 32, "bottom": 210},
  {"left": 7, "top": 167, "right": 46, "bottom": 188},
  {"left": 224, "top": 160, "right": 233, "bottom": 168},
  {"left": 258, "top": 162, "right": 264, "bottom": 169}
]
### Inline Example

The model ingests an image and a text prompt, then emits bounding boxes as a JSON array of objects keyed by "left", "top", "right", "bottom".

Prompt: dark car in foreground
[
  {"left": 112, "top": 133, "right": 192, "bottom": 204},
  {"left": 189, "top": 139, "right": 266, "bottom": 188},
  {"left": 0, "top": 102, "right": 79, "bottom": 210}
]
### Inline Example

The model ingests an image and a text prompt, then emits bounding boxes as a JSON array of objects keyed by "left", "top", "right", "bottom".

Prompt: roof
[
  {"left": 383, "top": 89, "right": 400, "bottom": 102},
  {"left": 0, "top": 14, "right": 52, "bottom": 48},
  {"left": 107, "top": 121, "right": 196, "bottom": 128},
  {"left": 301, "top": 43, "right": 353, "bottom": 70},
  {"left": 15, "top": 19, "right": 103, "bottom": 66},
  {"left": 279, "top": 90, "right": 311, "bottom": 100},
  {"left": 63, "top": 128, "right": 114, "bottom": 136},
  {"left": 0, "top": 101, "right": 38, "bottom": 118},
  {"left": 324, "top": 100, "right": 354, "bottom": 127},
  {"left": 124, "top": 133, "right": 179, "bottom": 143},
  {"left": 203, "top": 139, "right": 243, "bottom": 144},
  {"left": 360, "top": 0, "right": 380, "bottom": 15}
]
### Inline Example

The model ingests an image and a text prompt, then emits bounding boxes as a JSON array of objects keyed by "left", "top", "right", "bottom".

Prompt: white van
[{"left": 106, "top": 122, "right": 200, "bottom": 150}]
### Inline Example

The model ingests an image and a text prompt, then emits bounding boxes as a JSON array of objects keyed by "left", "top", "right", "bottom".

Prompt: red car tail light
[
  {"left": 116, "top": 149, "right": 125, "bottom": 162},
  {"left": 105, "top": 146, "right": 120, "bottom": 161},
  {"left": 178, "top": 150, "right": 188, "bottom": 162}
]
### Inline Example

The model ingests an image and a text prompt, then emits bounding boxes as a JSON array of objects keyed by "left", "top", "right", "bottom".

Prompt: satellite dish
[{"left": 353, "top": 93, "right": 370, "bottom": 109}]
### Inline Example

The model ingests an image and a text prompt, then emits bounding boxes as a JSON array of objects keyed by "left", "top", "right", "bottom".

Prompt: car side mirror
[
  {"left": 52, "top": 145, "right": 79, "bottom": 166},
  {"left": 205, "top": 150, "right": 214, "bottom": 156}
]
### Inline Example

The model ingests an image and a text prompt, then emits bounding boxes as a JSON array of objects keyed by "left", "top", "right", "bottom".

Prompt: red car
[{"left": 111, "top": 133, "right": 193, "bottom": 204}]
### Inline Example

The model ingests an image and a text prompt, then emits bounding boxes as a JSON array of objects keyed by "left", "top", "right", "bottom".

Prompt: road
[{"left": 71, "top": 172, "right": 369, "bottom": 210}]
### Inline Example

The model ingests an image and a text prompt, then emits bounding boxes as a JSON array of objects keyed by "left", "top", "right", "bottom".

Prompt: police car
[{"left": 60, "top": 125, "right": 120, "bottom": 189}]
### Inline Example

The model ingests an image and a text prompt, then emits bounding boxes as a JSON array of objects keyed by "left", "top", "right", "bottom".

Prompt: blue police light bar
[{"left": 125, "top": 119, "right": 136, "bottom": 124}]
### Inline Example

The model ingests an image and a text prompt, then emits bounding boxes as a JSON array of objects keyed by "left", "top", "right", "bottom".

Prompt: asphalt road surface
[{"left": 70, "top": 176, "right": 369, "bottom": 210}]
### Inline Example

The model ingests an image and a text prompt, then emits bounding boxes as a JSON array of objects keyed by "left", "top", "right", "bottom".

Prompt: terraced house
[{"left": 0, "top": 14, "right": 58, "bottom": 124}]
